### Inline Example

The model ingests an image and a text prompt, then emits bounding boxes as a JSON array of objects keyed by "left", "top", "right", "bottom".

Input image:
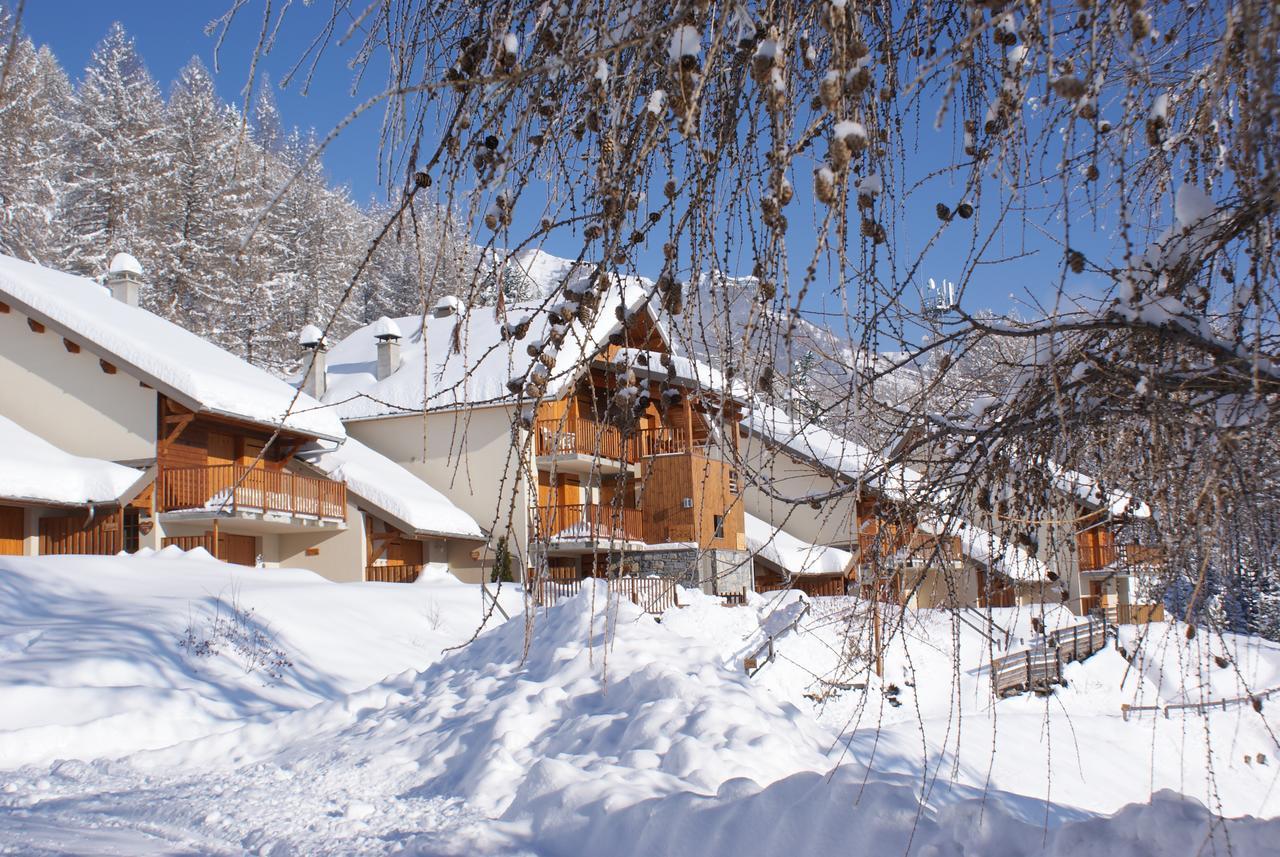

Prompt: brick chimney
[
  {"left": 298, "top": 323, "right": 327, "bottom": 399},
  {"left": 106, "top": 252, "right": 143, "bottom": 306},
  {"left": 371, "top": 316, "right": 403, "bottom": 381}
]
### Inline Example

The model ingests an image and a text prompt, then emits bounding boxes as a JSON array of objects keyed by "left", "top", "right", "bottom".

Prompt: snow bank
[
  {"left": 0, "top": 414, "right": 142, "bottom": 505},
  {"left": 298, "top": 436, "right": 484, "bottom": 539},
  {"left": 744, "top": 513, "right": 852, "bottom": 576},
  {"left": 0, "top": 253, "right": 344, "bottom": 439},
  {"left": 665, "top": 593, "right": 1280, "bottom": 822},
  {"left": 0, "top": 552, "right": 519, "bottom": 768},
  {"left": 1, "top": 575, "right": 1277, "bottom": 853}
]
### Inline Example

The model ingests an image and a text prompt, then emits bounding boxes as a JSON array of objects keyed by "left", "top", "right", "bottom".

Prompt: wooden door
[
  {"left": 208, "top": 432, "right": 236, "bottom": 466},
  {"left": 217, "top": 533, "right": 257, "bottom": 566},
  {"left": 0, "top": 506, "right": 23, "bottom": 555}
]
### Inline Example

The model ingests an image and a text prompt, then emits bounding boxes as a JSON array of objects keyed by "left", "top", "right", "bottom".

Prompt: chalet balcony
[
  {"left": 1078, "top": 543, "right": 1165, "bottom": 572},
  {"left": 857, "top": 532, "right": 962, "bottom": 571},
  {"left": 531, "top": 502, "right": 644, "bottom": 544},
  {"left": 157, "top": 464, "right": 346, "bottom": 523},
  {"left": 534, "top": 418, "right": 691, "bottom": 473}
]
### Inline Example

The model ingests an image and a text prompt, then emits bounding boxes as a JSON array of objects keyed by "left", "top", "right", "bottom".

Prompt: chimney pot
[
  {"left": 372, "top": 316, "right": 402, "bottom": 381},
  {"left": 298, "top": 324, "right": 327, "bottom": 399},
  {"left": 106, "top": 252, "right": 144, "bottom": 306}
]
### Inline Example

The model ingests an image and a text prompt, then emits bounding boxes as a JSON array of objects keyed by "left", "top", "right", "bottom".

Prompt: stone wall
[{"left": 635, "top": 547, "right": 753, "bottom": 595}]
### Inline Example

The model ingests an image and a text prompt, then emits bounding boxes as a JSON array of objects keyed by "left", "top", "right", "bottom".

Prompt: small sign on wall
[{"left": 305, "top": 547, "right": 320, "bottom": 556}]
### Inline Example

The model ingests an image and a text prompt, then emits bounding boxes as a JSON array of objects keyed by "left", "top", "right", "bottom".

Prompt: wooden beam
[
  {"left": 0, "top": 300, "right": 9, "bottom": 313},
  {"left": 62, "top": 338, "right": 80, "bottom": 354},
  {"left": 156, "top": 412, "right": 195, "bottom": 456},
  {"left": 27, "top": 318, "right": 44, "bottom": 333},
  {"left": 99, "top": 359, "right": 117, "bottom": 375}
]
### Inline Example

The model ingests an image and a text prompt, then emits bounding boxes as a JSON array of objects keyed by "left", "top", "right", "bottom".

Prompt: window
[{"left": 713, "top": 515, "right": 725, "bottom": 538}]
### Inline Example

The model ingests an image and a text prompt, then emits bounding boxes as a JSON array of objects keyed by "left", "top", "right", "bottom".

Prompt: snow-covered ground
[
  {"left": 664, "top": 590, "right": 1280, "bottom": 820},
  {"left": 0, "top": 553, "right": 1277, "bottom": 855}
]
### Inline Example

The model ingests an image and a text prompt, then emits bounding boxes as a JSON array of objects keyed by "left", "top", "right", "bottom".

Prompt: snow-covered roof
[
  {"left": 107, "top": 252, "right": 142, "bottom": 276},
  {"left": 370, "top": 316, "right": 402, "bottom": 340},
  {"left": 0, "top": 253, "right": 343, "bottom": 441},
  {"left": 297, "top": 437, "right": 484, "bottom": 540},
  {"left": 745, "top": 513, "right": 853, "bottom": 577},
  {"left": 742, "top": 403, "right": 923, "bottom": 502},
  {"left": 916, "top": 516, "right": 1049, "bottom": 583},
  {"left": 609, "top": 348, "right": 748, "bottom": 400},
  {"left": 321, "top": 274, "right": 656, "bottom": 419},
  {"left": 0, "top": 415, "right": 144, "bottom": 507},
  {"left": 1048, "top": 463, "right": 1152, "bottom": 519}
]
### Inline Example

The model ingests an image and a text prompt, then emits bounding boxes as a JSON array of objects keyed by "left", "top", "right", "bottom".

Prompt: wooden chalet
[{"left": 0, "top": 252, "right": 482, "bottom": 581}]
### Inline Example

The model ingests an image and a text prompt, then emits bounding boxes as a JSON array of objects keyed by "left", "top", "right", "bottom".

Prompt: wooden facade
[
  {"left": 155, "top": 397, "right": 345, "bottom": 521},
  {"left": 0, "top": 505, "right": 23, "bottom": 555},
  {"left": 529, "top": 312, "right": 747, "bottom": 578}
]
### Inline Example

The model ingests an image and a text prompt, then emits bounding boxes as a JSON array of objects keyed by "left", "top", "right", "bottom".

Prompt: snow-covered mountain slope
[
  {"left": 664, "top": 591, "right": 1280, "bottom": 820},
  {"left": 0, "top": 555, "right": 1277, "bottom": 855}
]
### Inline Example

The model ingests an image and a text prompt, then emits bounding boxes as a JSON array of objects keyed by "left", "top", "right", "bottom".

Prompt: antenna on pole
[{"left": 922, "top": 277, "right": 956, "bottom": 320}]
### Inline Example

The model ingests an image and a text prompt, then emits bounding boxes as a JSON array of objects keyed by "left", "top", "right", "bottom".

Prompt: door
[
  {"left": 217, "top": 533, "right": 257, "bottom": 566},
  {"left": 0, "top": 506, "right": 23, "bottom": 555}
]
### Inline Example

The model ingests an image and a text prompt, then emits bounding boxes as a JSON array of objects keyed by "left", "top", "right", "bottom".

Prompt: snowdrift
[
  {"left": 1, "top": 560, "right": 1277, "bottom": 855},
  {"left": 0, "top": 549, "right": 520, "bottom": 768}
]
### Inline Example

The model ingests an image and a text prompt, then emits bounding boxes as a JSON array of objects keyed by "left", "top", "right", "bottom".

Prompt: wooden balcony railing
[
  {"left": 1078, "top": 542, "right": 1166, "bottom": 572},
  {"left": 636, "top": 425, "right": 690, "bottom": 456},
  {"left": 532, "top": 502, "right": 644, "bottom": 542},
  {"left": 536, "top": 417, "right": 625, "bottom": 461},
  {"left": 366, "top": 564, "right": 424, "bottom": 583},
  {"left": 157, "top": 464, "right": 346, "bottom": 520},
  {"left": 857, "top": 532, "right": 960, "bottom": 567},
  {"left": 534, "top": 418, "right": 692, "bottom": 462}
]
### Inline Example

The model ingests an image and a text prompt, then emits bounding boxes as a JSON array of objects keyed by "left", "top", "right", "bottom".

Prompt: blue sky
[{"left": 19, "top": 2, "right": 1129, "bottom": 331}]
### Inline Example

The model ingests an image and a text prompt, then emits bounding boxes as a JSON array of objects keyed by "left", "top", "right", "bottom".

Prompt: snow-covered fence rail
[
  {"left": 532, "top": 577, "right": 680, "bottom": 615},
  {"left": 744, "top": 601, "right": 813, "bottom": 676},
  {"left": 1121, "top": 685, "right": 1280, "bottom": 721},
  {"left": 992, "top": 618, "right": 1107, "bottom": 698}
]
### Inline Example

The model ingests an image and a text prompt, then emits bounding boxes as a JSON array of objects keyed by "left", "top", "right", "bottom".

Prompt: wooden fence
[
  {"left": 1121, "top": 685, "right": 1280, "bottom": 720},
  {"left": 39, "top": 514, "right": 122, "bottom": 556},
  {"left": 531, "top": 576, "right": 680, "bottom": 614},
  {"left": 157, "top": 464, "right": 346, "bottom": 520},
  {"left": 991, "top": 617, "right": 1107, "bottom": 697},
  {"left": 366, "top": 564, "right": 424, "bottom": 583},
  {"left": 162, "top": 534, "right": 216, "bottom": 553},
  {"left": 744, "top": 600, "right": 813, "bottom": 676},
  {"left": 755, "top": 576, "right": 849, "bottom": 598}
]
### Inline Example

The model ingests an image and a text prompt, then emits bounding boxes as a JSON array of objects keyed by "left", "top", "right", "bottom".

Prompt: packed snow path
[{"left": 0, "top": 555, "right": 1278, "bottom": 855}]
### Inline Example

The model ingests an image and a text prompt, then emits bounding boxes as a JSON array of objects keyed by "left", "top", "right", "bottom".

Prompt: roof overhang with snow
[
  {"left": 0, "top": 415, "right": 147, "bottom": 508},
  {"left": 0, "top": 254, "right": 344, "bottom": 442}
]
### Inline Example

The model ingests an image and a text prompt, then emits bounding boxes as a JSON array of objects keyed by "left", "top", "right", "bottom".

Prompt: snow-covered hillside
[
  {"left": 0, "top": 554, "right": 1277, "bottom": 855},
  {"left": 664, "top": 591, "right": 1280, "bottom": 819}
]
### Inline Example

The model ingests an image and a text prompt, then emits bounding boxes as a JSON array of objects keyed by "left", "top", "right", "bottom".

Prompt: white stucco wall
[
  {"left": 0, "top": 307, "right": 157, "bottom": 461},
  {"left": 737, "top": 432, "right": 860, "bottom": 549},
  {"left": 345, "top": 407, "right": 528, "bottom": 582}
]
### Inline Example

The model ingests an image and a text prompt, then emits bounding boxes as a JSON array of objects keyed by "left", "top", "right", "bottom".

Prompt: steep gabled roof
[
  {"left": 321, "top": 271, "right": 658, "bottom": 420},
  {"left": 0, "top": 414, "right": 145, "bottom": 507},
  {"left": 0, "top": 253, "right": 344, "bottom": 441},
  {"left": 296, "top": 437, "right": 484, "bottom": 541}
]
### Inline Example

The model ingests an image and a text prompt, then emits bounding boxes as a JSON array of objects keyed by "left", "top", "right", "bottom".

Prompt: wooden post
[
  {"left": 683, "top": 395, "right": 694, "bottom": 452},
  {"left": 212, "top": 518, "right": 220, "bottom": 560},
  {"left": 872, "top": 589, "right": 883, "bottom": 678}
]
